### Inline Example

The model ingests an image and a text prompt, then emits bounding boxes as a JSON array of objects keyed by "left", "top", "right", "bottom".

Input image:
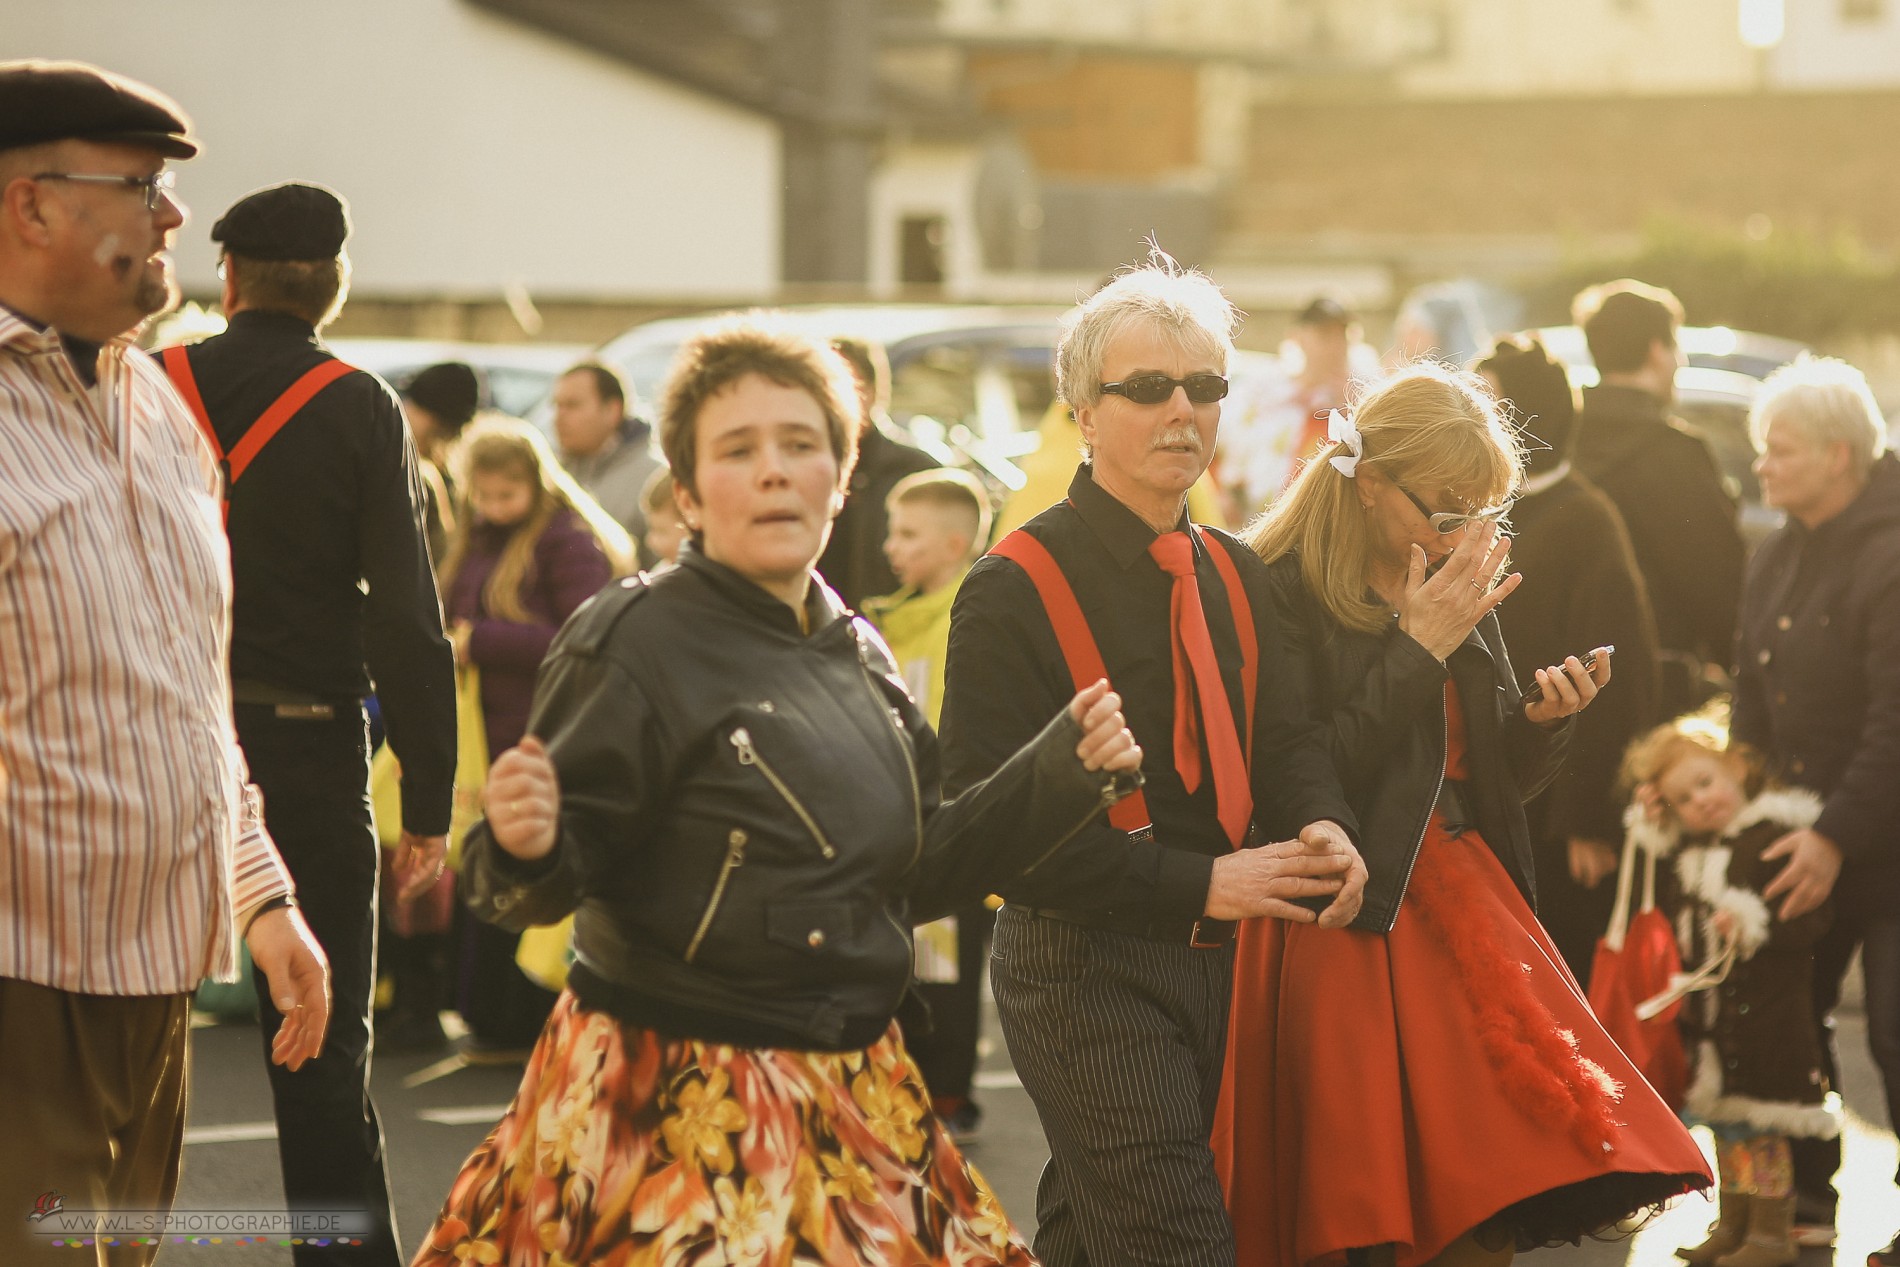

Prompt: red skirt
[{"left": 1213, "top": 821, "right": 1711, "bottom": 1267}]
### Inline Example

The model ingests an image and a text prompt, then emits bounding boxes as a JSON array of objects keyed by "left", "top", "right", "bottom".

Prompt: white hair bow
[{"left": 1326, "top": 409, "right": 1363, "bottom": 478}]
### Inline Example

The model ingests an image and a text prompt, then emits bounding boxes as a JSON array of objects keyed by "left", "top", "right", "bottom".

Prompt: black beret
[
  {"left": 402, "top": 362, "right": 485, "bottom": 432},
  {"left": 1295, "top": 296, "right": 1353, "bottom": 327},
  {"left": 0, "top": 59, "right": 198, "bottom": 158},
  {"left": 212, "top": 182, "right": 351, "bottom": 261}
]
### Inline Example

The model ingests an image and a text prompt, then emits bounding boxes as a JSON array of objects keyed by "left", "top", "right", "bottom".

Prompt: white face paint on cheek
[{"left": 93, "top": 233, "right": 122, "bottom": 267}]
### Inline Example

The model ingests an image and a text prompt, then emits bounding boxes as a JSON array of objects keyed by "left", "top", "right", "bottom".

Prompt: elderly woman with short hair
[
  {"left": 413, "top": 318, "right": 1145, "bottom": 1267},
  {"left": 1731, "top": 356, "right": 1900, "bottom": 1260}
]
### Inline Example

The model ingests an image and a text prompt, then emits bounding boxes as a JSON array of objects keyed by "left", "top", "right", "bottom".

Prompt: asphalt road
[{"left": 158, "top": 969, "right": 1897, "bottom": 1266}]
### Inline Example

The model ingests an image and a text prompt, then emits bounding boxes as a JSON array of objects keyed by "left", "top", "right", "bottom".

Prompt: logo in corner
[{"left": 27, "top": 1190, "right": 65, "bottom": 1222}]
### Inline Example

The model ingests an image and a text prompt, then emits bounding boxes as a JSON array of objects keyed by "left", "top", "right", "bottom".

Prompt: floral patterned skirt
[{"left": 412, "top": 992, "right": 1034, "bottom": 1266}]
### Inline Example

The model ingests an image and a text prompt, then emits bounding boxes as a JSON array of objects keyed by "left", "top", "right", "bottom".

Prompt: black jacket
[
  {"left": 460, "top": 545, "right": 1129, "bottom": 1051},
  {"left": 941, "top": 467, "right": 1356, "bottom": 922},
  {"left": 158, "top": 310, "right": 455, "bottom": 834},
  {"left": 818, "top": 419, "right": 937, "bottom": 610},
  {"left": 1574, "top": 384, "right": 1745, "bottom": 680},
  {"left": 1732, "top": 452, "right": 1900, "bottom": 912},
  {"left": 1263, "top": 553, "right": 1571, "bottom": 932}
]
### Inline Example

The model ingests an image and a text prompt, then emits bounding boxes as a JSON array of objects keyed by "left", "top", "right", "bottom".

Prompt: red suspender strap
[
  {"left": 1195, "top": 526, "right": 1258, "bottom": 762},
  {"left": 227, "top": 360, "right": 355, "bottom": 484},
  {"left": 158, "top": 345, "right": 218, "bottom": 454},
  {"left": 989, "top": 528, "right": 1151, "bottom": 832}
]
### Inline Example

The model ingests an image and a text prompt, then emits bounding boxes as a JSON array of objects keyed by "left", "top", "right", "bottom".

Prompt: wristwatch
[{"left": 242, "top": 892, "right": 299, "bottom": 936}]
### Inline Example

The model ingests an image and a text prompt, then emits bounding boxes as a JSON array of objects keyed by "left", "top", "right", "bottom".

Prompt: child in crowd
[
  {"left": 438, "top": 417, "right": 634, "bottom": 1055},
  {"left": 640, "top": 466, "right": 685, "bottom": 566},
  {"left": 865, "top": 467, "right": 993, "bottom": 1140},
  {"left": 1621, "top": 716, "right": 1841, "bottom": 1267}
]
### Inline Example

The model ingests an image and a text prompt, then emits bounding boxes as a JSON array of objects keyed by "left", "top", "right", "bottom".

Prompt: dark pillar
[{"left": 776, "top": 0, "right": 877, "bottom": 286}]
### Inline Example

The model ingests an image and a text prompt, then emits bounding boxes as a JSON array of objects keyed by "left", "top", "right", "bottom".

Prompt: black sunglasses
[{"left": 1098, "top": 373, "right": 1229, "bottom": 406}]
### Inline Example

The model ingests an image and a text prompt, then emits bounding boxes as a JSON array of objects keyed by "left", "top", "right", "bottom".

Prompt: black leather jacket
[
  {"left": 1264, "top": 554, "right": 1572, "bottom": 932},
  {"left": 462, "top": 546, "right": 1129, "bottom": 1050}
]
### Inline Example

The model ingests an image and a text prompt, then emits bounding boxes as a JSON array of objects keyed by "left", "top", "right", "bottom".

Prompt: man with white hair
[
  {"left": 1732, "top": 356, "right": 1900, "bottom": 1258},
  {"left": 940, "top": 259, "right": 1366, "bottom": 1267}
]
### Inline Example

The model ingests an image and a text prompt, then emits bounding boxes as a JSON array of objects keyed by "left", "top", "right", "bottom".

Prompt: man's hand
[
  {"left": 1205, "top": 826, "right": 1357, "bottom": 923},
  {"left": 1567, "top": 838, "right": 1619, "bottom": 889},
  {"left": 245, "top": 905, "right": 330, "bottom": 1072},
  {"left": 391, "top": 831, "right": 448, "bottom": 903},
  {"left": 484, "top": 736, "right": 560, "bottom": 861},
  {"left": 1760, "top": 827, "right": 1842, "bottom": 921}
]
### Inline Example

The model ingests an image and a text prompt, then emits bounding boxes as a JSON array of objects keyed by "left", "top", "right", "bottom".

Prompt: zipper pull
[{"left": 731, "top": 728, "right": 756, "bottom": 765}]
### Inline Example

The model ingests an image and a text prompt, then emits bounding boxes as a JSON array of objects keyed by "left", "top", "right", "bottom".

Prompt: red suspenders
[
  {"left": 988, "top": 521, "right": 1259, "bottom": 836},
  {"left": 159, "top": 345, "right": 356, "bottom": 522}
]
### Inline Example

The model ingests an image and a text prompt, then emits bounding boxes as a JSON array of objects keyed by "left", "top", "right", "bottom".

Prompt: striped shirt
[{"left": 0, "top": 309, "right": 292, "bottom": 996}]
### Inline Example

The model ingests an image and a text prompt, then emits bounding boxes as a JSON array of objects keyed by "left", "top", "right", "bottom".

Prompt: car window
[{"left": 1677, "top": 399, "right": 1761, "bottom": 505}]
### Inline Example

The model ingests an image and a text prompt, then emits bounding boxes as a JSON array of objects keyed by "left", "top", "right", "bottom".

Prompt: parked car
[
  {"left": 1532, "top": 324, "right": 1807, "bottom": 383},
  {"left": 569, "top": 305, "right": 1066, "bottom": 489},
  {"left": 326, "top": 338, "right": 589, "bottom": 420}
]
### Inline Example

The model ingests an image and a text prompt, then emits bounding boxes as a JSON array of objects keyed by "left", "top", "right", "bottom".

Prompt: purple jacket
[{"left": 446, "top": 508, "right": 613, "bottom": 756}]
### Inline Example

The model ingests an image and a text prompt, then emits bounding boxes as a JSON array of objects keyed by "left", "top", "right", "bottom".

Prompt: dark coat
[
  {"left": 1495, "top": 469, "right": 1662, "bottom": 980},
  {"left": 444, "top": 508, "right": 612, "bottom": 758},
  {"left": 459, "top": 546, "right": 1128, "bottom": 1051},
  {"left": 1574, "top": 384, "right": 1745, "bottom": 703},
  {"left": 1263, "top": 553, "right": 1572, "bottom": 932},
  {"left": 1632, "top": 789, "right": 1838, "bottom": 1137},
  {"left": 818, "top": 419, "right": 937, "bottom": 610},
  {"left": 1731, "top": 451, "right": 1900, "bottom": 915}
]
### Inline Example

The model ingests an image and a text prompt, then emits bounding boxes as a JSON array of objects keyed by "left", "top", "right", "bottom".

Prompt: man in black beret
[
  {"left": 155, "top": 181, "right": 456, "bottom": 1267},
  {"left": 0, "top": 60, "right": 330, "bottom": 1267}
]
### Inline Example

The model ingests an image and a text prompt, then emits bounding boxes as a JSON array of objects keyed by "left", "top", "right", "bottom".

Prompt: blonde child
[
  {"left": 865, "top": 467, "right": 992, "bottom": 1139},
  {"left": 640, "top": 466, "right": 685, "bottom": 567},
  {"left": 864, "top": 468, "right": 991, "bottom": 725},
  {"left": 438, "top": 417, "right": 634, "bottom": 1054},
  {"left": 1622, "top": 717, "right": 1841, "bottom": 1267}
]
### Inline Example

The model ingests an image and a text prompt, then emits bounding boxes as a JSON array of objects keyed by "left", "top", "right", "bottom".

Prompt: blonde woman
[
  {"left": 1212, "top": 366, "right": 1711, "bottom": 1267},
  {"left": 437, "top": 416, "right": 633, "bottom": 1052}
]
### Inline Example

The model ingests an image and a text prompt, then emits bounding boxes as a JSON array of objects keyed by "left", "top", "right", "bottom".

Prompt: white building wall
[
  {"left": 7, "top": 0, "right": 781, "bottom": 299},
  {"left": 1776, "top": 0, "right": 1900, "bottom": 89}
]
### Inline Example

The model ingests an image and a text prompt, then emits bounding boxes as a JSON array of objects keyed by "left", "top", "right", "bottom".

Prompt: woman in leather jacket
[
  {"left": 415, "top": 319, "right": 1142, "bottom": 1267},
  {"left": 1212, "top": 366, "right": 1711, "bottom": 1267}
]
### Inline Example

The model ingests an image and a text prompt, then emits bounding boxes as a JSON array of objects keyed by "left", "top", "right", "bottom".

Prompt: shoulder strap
[
  {"left": 1195, "top": 526, "right": 1257, "bottom": 760},
  {"left": 226, "top": 359, "right": 356, "bottom": 485},
  {"left": 157, "top": 345, "right": 218, "bottom": 455},
  {"left": 988, "top": 528, "right": 1150, "bottom": 832}
]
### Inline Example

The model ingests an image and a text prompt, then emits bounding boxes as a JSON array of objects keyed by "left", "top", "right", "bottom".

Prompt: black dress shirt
[
  {"left": 161, "top": 309, "right": 456, "bottom": 834},
  {"left": 940, "top": 464, "right": 1354, "bottom": 921}
]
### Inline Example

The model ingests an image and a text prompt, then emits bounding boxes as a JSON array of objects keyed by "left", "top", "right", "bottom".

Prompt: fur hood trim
[
  {"left": 1724, "top": 788, "right": 1824, "bottom": 839},
  {"left": 1686, "top": 1041, "right": 1841, "bottom": 1140},
  {"left": 1674, "top": 846, "right": 1774, "bottom": 959},
  {"left": 1623, "top": 801, "right": 1679, "bottom": 857}
]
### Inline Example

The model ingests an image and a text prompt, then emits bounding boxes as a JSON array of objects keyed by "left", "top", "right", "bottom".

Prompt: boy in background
[
  {"left": 641, "top": 467, "right": 686, "bottom": 567},
  {"left": 866, "top": 468, "right": 993, "bottom": 1140}
]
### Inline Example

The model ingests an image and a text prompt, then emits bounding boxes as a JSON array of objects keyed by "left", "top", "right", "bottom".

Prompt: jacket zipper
[
  {"left": 856, "top": 659, "right": 924, "bottom": 868},
  {"left": 1022, "top": 775, "right": 1127, "bottom": 875},
  {"left": 684, "top": 828, "right": 748, "bottom": 962},
  {"left": 1388, "top": 700, "right": 1449, "bottom": 925},
  {"left": 730, "top": 728, "right": 837, "bottom": 859}
]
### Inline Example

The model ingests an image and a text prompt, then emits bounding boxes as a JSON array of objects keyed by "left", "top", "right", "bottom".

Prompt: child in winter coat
[{"left": 1622, "top": 716, "right": 1841, "bottom": 1267}]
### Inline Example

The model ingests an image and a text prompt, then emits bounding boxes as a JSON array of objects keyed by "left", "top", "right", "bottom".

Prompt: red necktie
[{"left": 1148, "top": 531, "right": 1253, "bottom": 848}]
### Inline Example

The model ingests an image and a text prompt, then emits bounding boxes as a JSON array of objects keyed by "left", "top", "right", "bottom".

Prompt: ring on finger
[{"left": 1470, "top": 577, "right": 1485, "bottom": 592}]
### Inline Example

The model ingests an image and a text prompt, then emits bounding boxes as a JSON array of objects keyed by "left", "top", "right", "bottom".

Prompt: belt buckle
[{"left": 1189, "top": 918, "right": 1230, "bottom": 949}]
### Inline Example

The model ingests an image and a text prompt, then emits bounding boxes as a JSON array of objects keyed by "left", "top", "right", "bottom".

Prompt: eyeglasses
[
  {"left": 33, "top": 170, "right": 177, "bottom": 212},
  {"left": 1098, "top": 373, "right": 1229, "bottom": 406},
  {"left": 1396, "top": 483, "right": 1512, "bottom": 535}
]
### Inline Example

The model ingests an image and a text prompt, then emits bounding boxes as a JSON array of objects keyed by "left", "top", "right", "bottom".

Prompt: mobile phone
[{"left": 1518, "top": 645, "right": 1615, "bottom": 708}]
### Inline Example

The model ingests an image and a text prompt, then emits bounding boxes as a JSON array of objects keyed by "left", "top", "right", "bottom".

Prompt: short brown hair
[
  {"left": 561, "top": 359, "right": 630, "bottom": 414},
  {"left": 1572, "top": 279, "right": 1683, "bottom": 376},
  {"left": 658, "top": 316, "right": 861, "bottom": 495},
  {"left": 228, "top": 252, "right": 350, "bottom": 329},
  {"left": 888, "top": 467, "right": 992, "bottom": 552}
]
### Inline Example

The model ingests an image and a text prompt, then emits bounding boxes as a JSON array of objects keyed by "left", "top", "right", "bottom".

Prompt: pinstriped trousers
[{"left": 990, "top": 905, "right": 1237, "bottom": 1267}]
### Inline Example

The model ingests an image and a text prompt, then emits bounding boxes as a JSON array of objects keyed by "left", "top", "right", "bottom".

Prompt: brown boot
[
  {"left": 1678, "top": 1191, "right": 1751, "bottom": 1265},
  {"left": 1715, "top": 1196, "right": 1799, "bottom": 1267}
]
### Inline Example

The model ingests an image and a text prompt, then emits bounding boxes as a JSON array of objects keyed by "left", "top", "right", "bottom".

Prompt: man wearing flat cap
[
  {"left": 156, "top": 182, "right": 456, "bottom": 1266},
  {"left": 0, "top": 61, "right": 330, "bottom": 1266}
]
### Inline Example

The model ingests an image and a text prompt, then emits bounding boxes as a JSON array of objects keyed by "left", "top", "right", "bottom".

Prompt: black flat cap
[
  {"left": 0, "top": 59, "right": 198, "bottom": 158},
  {"left": 1295, "top": 296, "right": 1353, "bottom": 327},
  {"left": 212, "top": 182, "right": 351, "bottom": 261}
]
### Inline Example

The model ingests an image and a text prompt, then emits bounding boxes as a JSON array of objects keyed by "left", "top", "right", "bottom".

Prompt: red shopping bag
[{"left": 1587, "top": 833, "right": 1687, "bottom": 1109}]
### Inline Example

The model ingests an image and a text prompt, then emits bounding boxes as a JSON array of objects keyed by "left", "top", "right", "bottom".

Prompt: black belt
[
  {"left": 231, "top": 679, "right": 349, "bottom": 721},
  {"left": 1021, "top": 905, "right": 1236, "bottom": 949}
]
